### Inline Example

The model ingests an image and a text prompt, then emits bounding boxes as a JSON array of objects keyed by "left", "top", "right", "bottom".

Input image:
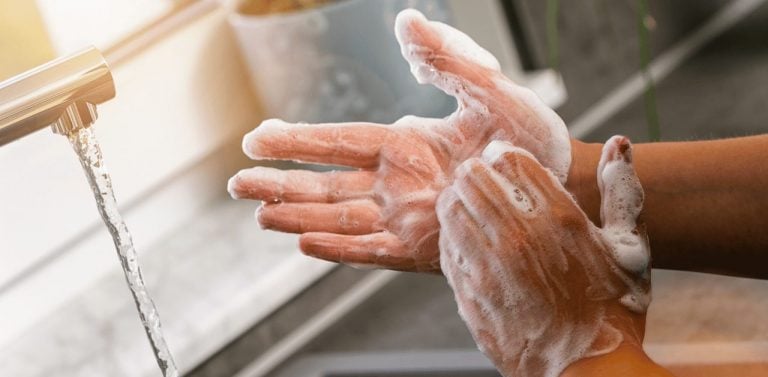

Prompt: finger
[
  {"left": 452, "top": 158, "right": 537, "bottom": 229},
  {"left": 436, "top": 187, "right": 493, "bottom": 265},
  {"left": 228, "top": 167, "right": 375, "bottom": 203},
  {"left": 450, "top": 153, "right": 551, "bottom": 271},
  {"left": 394, "top": 9, "right": 501, "bottom": 100},
  {"left": 449, "top": 278, "right": 506, "bottom": 362},
  {"left": 482, "top": 142, "right": 621, "bottom": 299},
  {"left": 437, "top": 188, "right": 495, "bottom": 281},
  {"left": 258, "top": 200, "right": 380, "bottom": 235},
  {"left": 395, "top": 11, "right": 572, "bottom": 183},
  {"left": 242, "top": 119, "right": 392, "bottom": 168},
  {"left": 481, "top": 141, "right": 580, "bottom": 217},
  {"left": 447, "top": 155, "right": 567, "bottom": 308},
  {"left": 300, "top": 232, "right": 426, "bottom": 271},
  {"left": 597, "top": 136, "right": 644, "bottom": 232},
  {"left": 596, "top": 136, "right": 649, "bottom": 274}
]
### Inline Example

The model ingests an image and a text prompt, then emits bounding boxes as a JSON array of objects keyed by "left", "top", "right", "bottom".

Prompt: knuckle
[{"left": 553, "top": 205, "right": 586, "bottom": 231}]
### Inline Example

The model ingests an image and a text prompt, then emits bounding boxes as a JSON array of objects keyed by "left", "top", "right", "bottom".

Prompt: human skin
[
  {"left": 229, "top": 9, "right": 768, "bottom": 278},
  {"left": 568, "top": 135, "right": 768, "bottom": 279},
  {"left": 561, "top": 343, "right": 674, "bottom": 377},
  {"left": 227, "top": 8, "right": 767, "bottom": 376},
  {"left": 438, "top": 137, "right": 669, "bottom": 377},
  {"left": 228, "top": 9, "right": 571, "bottom": 272}
]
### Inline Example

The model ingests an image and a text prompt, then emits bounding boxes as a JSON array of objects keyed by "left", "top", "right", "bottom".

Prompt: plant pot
[{"left": 228, "top": 0, "right": 456, "bottom": 123}]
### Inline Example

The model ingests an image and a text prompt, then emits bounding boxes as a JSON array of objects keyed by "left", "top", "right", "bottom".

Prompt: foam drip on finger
[
  {"left": 394, "top": 9, "right": 501, "bottom": 81},
  {"left": 438, "top": 137, "right": 653, "bottom": 377},
  {"left": 596, "top": 136, "right": 651, "bottom": 313},
  {"left": 393, "top": 9, "right": 572, "bottom": 184}
]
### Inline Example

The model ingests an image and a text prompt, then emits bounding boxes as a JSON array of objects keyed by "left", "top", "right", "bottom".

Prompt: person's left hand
[
  {"left": 227, "top": 9, "right": 570, "bottom": 272},
  {"left": 437, "top": 136, "right": 651, "bottom": 377}
]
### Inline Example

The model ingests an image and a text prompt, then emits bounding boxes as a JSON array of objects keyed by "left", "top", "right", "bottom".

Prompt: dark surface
[
  {"left": 301, "top": 273, "right": 475, "bottom": 353},
  {"left": 516, "top": 0, "right": 730, "bottom": 122},
  {"left": 267, "top": 273, "right": 476, "bottom": 377},
  {"left": 585, "top": 3, "right": 768, "bottom": 143}
]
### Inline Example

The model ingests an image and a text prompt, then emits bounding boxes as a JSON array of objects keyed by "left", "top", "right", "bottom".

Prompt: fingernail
[
  {"left": 604, "top": 135, "right": 632, "bottom": 163},
  {"left": 618, "top": 137, "right": 632, "bottom": 163}
]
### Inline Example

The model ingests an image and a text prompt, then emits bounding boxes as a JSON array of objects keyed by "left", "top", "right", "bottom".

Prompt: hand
[
  {"left": 228, "top": 9, "right": 570, "bottom": 272},
  {"left": 438, "top": 137, "right": 652, "bottom": 377}
]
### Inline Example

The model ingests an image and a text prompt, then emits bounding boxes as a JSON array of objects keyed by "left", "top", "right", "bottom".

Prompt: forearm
[
  {"left": 560, "top": 343, "right": 674, "bottom": 377},
  {"left": 567, "top": 135, "right": 768, "bottom": 278}
]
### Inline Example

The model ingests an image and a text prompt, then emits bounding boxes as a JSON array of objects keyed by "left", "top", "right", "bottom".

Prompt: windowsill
[
  {"left": 0, "top": 190, "right": 336, "bottom": 376},
  {"left": 0, "top": 2, "right": 261, "bottom": 350}
]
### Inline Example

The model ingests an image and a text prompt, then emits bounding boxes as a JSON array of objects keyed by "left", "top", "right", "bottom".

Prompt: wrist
[
  {"left": 565, "top": 139, "right": 602, "bottom": 224},
  {"left": 560, "top": 342, "right": 674, "bottom": 377}
]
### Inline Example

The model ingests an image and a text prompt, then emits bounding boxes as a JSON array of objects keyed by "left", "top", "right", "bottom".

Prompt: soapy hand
[
  {"left": 438, "top": 137, "right": 650, "bottom": 377},
  {"left": 228, "top": 9, "right": 570, "bottom": 272}
]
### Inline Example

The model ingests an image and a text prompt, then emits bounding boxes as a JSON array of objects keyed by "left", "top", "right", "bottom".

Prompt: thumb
[
  {"left": 597, "top": 136, "right": 649, "bottom": 275},
  {"left": 394, "top": 9, "right": 572, "bottom": 185},
  {"left": 394, "top": 9, "right": 501, "bottom": 102}
]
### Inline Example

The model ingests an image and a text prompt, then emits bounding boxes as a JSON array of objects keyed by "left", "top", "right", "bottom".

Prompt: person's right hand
[
  {"left": 228, "top": 9, "right": 570, "bottom": 273},
  {"left": 437, "top": 136, "right": 653, "bottom": 377}
]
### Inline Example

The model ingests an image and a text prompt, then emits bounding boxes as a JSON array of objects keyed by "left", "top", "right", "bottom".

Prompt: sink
[
  {"left": 272, "top": 344, "right": 768, "bottom": 377},
  {"left": 272, "top": 350, "right": 501, "bottom": 377}
]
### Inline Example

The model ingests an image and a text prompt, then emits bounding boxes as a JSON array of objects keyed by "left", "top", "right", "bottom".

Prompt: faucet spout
[{"left": 0, "top": 47, "right": 115, "bottom": 146}]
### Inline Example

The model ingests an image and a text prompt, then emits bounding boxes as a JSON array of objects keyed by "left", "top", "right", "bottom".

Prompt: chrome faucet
[{"left": 0, "top": 47, "right": 115, "bottom": 146}]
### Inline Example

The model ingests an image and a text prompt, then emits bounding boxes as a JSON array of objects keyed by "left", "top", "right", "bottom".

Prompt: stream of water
[{"left": 68, "top": 127, "right": 178, "bottom": 377}]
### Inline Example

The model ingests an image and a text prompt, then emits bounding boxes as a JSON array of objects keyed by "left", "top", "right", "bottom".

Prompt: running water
[{"left": 68, "top": 127, "right": 178, "bottom": 377}]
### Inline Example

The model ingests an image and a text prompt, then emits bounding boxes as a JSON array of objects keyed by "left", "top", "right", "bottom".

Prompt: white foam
[
  {"left": 394, "top": 9, "right": 501, "bottom": 83},
  {"left": 480, "top": 140, "right": 536, "bottom": 163},
  {"left": 394, "top": 9, "right": 572, "bottom": 184},
  {"left": 235, "top": 11, "right": 649, "bottom": 376},
  {"left": 227, "top": 169, "right": 249, "bottom": 199},
  {"left": 486, "top": 167, "right": 537, "bottom": 214},
  {"left": 365, "top": 11, "right": 645, "bottom": 375},
  {"left": 437, "top": 136, "right": 651, "bottom": 377},
  {"left": 242, "top": 118, "right": 289, "bottom": 160},
  {"left": 497, "top": 81, "right": 572, "bottom": 183},
  {"left": 604, "top": 232, "right": 649, "bottom": 275},
  {"left": 596, "top": 136, "right": 650, "bottom": 285}
]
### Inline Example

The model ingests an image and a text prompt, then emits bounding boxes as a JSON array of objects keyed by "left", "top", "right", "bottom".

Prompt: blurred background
[{"left": 0, "top": 0, "right": 766, "bottom": 376}]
